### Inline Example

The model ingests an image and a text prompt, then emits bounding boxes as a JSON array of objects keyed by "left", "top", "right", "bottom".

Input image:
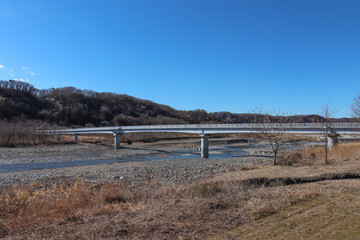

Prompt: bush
[{"left": 0, "top": 120, "right": 61, "bottom": 147}]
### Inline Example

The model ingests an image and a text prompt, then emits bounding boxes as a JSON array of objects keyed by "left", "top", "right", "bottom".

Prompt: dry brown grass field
[
  {"left": 278, "top": 142, "right": 360, "bottom": 166},
  {"left": 1, "top": 142, "right": 360, "bottom": 239}
]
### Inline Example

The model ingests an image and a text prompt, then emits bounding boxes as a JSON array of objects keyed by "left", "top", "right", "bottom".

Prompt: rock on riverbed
[{"left": 0, "top": 140, "right": 272, "bottom": 188}]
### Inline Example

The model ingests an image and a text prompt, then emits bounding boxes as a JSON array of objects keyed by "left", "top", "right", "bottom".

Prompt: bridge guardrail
[{"left": 36, "top": 123, "right": 360, "bottom": 135}]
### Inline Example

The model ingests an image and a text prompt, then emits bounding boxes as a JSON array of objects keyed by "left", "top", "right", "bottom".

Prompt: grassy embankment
[{"left": 1, "top": 143, "right": 360, "bottom": 239}]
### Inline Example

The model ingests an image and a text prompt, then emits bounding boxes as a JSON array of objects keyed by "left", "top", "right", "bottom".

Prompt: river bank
[
  {"left": 2, "top": 141, "right": 360, "bottom": 239},
  {"left": 0, "top": 138, "right": 276, "bottom": 188}
]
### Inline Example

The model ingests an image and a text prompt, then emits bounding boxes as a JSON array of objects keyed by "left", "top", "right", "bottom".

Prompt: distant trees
[
  {"left": 0, "top": 80, "right": 213, "bottom": 126},
  {"left": 0, "top": 80, "right": 37, "bottom": 95},
  {"left": 0, "top": 80, "right": 336, "bottom": 128},
  {"left": 187, "top": 110, "right": 214, "bottom": 123},
  {"left": 0, "top": 120, "right": 61, "bottom": 147}
]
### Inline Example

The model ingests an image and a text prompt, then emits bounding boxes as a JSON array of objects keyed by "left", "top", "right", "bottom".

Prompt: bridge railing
[{"left": 37, "top": 123, "right": 360, "bottom": 135}]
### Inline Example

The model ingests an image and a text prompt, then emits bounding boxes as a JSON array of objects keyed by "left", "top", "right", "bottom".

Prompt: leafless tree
[
  {"left": 253, "top": 109, "right": 295, "bottom": 165},
  {"left": 351, "top": 92, "right": 360, "bottom": 122},
  {"left": 319, "top": 103, "right": 336, "bottom": 164}
]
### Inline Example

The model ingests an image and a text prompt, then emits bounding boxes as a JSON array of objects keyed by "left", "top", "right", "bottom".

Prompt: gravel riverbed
[{"left": 0, "top": 139, "right": 273, "bottom": 188}]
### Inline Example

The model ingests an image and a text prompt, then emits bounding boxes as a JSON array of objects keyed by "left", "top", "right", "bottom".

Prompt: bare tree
[
  {"left": 253, "top": 109, "right": 294, "bottom": 165},
  {"left": 319, "top": 103, "right": 336, "bottom": 164},
  {"left": 351, "top": 92, "right": 360, "bottom": 122}
]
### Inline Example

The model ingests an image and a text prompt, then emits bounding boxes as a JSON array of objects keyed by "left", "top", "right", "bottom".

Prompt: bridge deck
[
  {"left": 38, "top": 123, "right": 360, "bottom": 158},
  {"left": 40, "top": 123, "right": 360, "bottom": 135}
]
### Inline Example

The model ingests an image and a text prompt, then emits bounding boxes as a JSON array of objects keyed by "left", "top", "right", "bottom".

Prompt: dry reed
[
  {"left": 0, "top": 176, "right": 317, "bottom": 239},
  {"left": 0, "top": 121, "right": 66, "bottom": 147},
  {"left": 278, "top": 142, "right": 360, "bottom": 166}
]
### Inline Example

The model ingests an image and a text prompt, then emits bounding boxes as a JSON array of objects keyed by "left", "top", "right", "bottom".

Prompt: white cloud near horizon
[
  {"left": 13, "top": 78, "right": 30, "bottom": 82},
  {"left": 0, "top": 65, "right": 34, "bottom": 81},
  {"left": 22, "top": 66, "right": 35, "bottom": 76}
]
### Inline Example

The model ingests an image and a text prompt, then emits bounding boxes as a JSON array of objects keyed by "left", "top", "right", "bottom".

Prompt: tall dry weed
[
  {"left": 279, "top": 142, "right": 360, "bottom": 166},
  {"left": 243, "top": 186, "right": 317, "bottom": 219},
  {"left": 0, "top": 120, "right": 65, "bottom": 147},
  {"left": 0, "top": 176, "right": 319, "bottom": 239},
  {"left": 0, "top": 180, "right": 134, "bottom": 230}
]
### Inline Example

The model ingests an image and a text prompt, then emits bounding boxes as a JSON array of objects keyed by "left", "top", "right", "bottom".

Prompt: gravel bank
[{"left": 0, "top": 139, "right": 272, "bottom": 188}]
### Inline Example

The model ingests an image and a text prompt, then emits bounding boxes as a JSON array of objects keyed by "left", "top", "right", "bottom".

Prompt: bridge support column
[
  {"left": 200, "top": 134, "right": 209, "bottom": 158},
  {"left": 327, "top": 134, "right": 339, "bottom": 148},
  {"left": 114, "top": 134, "right": 121, "bottom": 150},
  {"left": 74, "top": 134, "right": 78, "bottom": 143}
]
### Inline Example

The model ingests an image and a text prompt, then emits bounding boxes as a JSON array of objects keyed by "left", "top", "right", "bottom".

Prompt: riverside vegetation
[{"left": 1, "top": 142, "right": 360, "bottom": 239}]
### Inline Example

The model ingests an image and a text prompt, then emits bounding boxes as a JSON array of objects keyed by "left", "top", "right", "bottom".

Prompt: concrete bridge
[{"left": 39, "top": 123, "right": 360, "bottom": 158}]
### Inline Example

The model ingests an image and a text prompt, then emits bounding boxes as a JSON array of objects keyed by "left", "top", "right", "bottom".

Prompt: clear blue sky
[{"left": 0, "top": 0, "right": 359, "bottom": 117}]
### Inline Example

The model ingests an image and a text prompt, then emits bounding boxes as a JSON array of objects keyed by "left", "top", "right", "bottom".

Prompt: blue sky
[{"left": 0, "top": 0, "right": 359, "bottom": 117}]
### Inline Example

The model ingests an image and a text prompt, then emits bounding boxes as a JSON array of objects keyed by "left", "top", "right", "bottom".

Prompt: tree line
[{"left": 0, "top": 80, "right": 343, "bottom": 127}]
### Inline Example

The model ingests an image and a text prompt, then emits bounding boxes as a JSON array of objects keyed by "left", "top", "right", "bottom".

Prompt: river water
[{"left": 0, "top": 142, "right": 315, "bottom": 174}]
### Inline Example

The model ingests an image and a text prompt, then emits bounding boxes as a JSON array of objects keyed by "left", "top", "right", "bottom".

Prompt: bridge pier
[
  {"left": 327, "top": 133, "right": 339, "bottom": 148},
  {"left": 200, "top": 134, "right": 209, "bottom": 158},
  {"left": 74, "top": 134, "right": 78, "bottom": 143},
  {"left": 114, "top": 134, "right": 121, "bottom": 150}
]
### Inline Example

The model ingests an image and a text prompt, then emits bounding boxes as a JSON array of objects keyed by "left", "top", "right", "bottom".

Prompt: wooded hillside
[{"left": 0, "top": 80, "right": 342, "bottom": 127}]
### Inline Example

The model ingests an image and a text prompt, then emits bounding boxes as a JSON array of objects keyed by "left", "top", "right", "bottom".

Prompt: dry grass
[
  {"left": 0, "top": 121, "right": 71, "bottom": 147},
  {"left": 2, "top": 143, "right": 360, "bottom": 239},
  {"left": 79, "top": 132, "right": 201, "bottom": 146},
  {"left": 325, "top": 142, "right": 360, "bottom": 162},
  {"left": 0, "top": 176, "right": 318, "bottom": 239},
  {"left": 278, "top": 142, "right": 360, "bottom": 166},
  {"left": 0, "top": 122, "right": 202, "bottom": 148},
  {"left": 0, "top": 180, "right": 135, "bottom": 231},
  {"left": 2, "top": 164, "right": 360, "bottom": 239},
  {"left": 214, "top": 179, "right": 360, "bottom": 240}
]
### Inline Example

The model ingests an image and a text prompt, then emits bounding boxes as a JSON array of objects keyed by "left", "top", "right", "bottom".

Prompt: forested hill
[{"left": 0, "top": 80, "right": 348, "bottom": 127}]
